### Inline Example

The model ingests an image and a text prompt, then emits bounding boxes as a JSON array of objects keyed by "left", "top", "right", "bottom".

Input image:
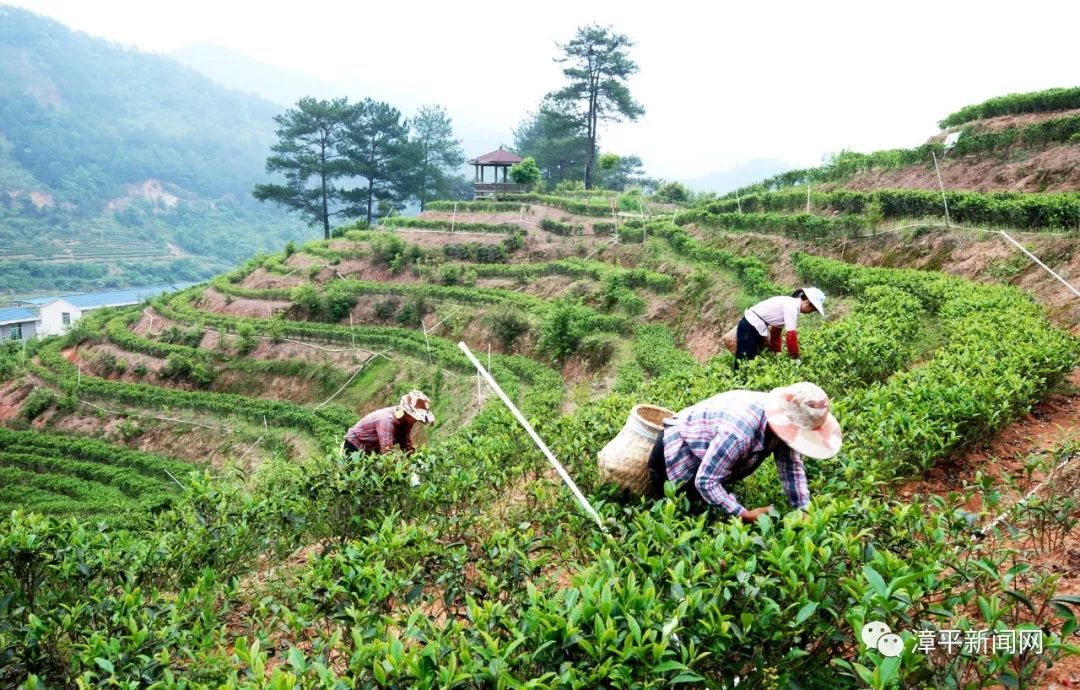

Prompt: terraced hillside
[
  {"left": 728, "top": 86, "right": 1080, "bottom": 196},
  {"left": 4, "top": 91, "right": 1080, "bottom": 689}
]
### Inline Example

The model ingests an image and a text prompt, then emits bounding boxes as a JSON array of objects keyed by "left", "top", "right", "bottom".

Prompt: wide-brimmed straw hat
[
  {"left": 396, "top": 390, "right": 435, "bottom": 424},
  {"left": 764, "top": 382, "right": 841, "bottom": 459},
  {"left": 803, "top": 287, "right": 826, "bottom": 317}
]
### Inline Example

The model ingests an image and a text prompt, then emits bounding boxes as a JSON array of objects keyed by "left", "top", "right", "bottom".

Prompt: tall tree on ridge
[
  {"left": 513, "top": 99, "right": 587, "bottom": 185},
  {"left": 408, "top": 105, "right": 465, "bottom": 211},
  {"left": 253, "top": 97, "right": 352, "bottom": 239},
  {"left": 546, "top": 25, "right": 644, "bottom": 190},
  {"left": 343, "top": 98, "right": 411, "bottom": 225}
]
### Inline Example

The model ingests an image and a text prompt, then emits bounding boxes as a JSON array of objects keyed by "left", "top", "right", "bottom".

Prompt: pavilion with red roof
[{"left": 469, "top": 146, "right": 528, "bottom": 198}]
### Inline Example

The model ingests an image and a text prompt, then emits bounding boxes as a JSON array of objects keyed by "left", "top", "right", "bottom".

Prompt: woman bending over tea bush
[
  {"left": 734, "top": 287, "right": 826, "bottom": 365},
  {"left": 648, "top": 382, "right": 841, "bottom": 522}
]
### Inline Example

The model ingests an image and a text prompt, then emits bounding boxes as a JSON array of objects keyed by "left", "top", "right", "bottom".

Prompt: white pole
[
  {"left": 349, "top": 314, "right": 356, "bottom": 351},
  {"left": 163, "top": 468, "right": 187, "bottom": 490},
  {"left": 931, "top": 151, "right": 951, "bottom": 227},
  {"left": 735, "top": 188, "right": 742, "bottom": 214},
  {"left": 451, "top": 201, "right": 458, "bottom": 233},
  {"left": 422, "top": 321, "right": 432, "bottom": 364},
  {"left": 998, "top": 231, "right": 1080, "bottom": 300},
  {"left": 457, "top": 342, "right": 605, "bottom": 530},
  {"left": 806, "top": 184, "right": 811, "bottom": 214}
]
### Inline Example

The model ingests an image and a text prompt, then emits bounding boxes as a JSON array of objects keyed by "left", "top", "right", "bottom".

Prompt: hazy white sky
[{"left": 9, "top": 0, "right": 1080, "bottom": 179}]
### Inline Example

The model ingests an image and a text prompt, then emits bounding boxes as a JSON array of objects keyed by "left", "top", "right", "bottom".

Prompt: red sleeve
[
  {"left": 376, "top": 416, "right": 395, "bottom": 453},
  {"left": 786, "top": 331, "right": 800, "bottom": 359},
  {"left": 768, "top": 326, "right": 782, "bottom": 353}
]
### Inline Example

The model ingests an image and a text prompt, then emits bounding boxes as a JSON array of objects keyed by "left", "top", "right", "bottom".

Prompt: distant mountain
[
  {"left": 0, "top": 6, "right": 308, "bottom": 295},
  {"left": 171, "top": 42, "right": 511, "bottom": 178},
  {"left": 682, "top": 159, "right": 794, "bottom": 194},
  {"left": 170, "top": 42, "right": 338, "bottom": 106}
]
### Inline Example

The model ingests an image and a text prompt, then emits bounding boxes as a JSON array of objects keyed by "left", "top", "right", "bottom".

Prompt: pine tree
[
  {"left": 253, "top": 97, "right": 353, "bottom": 238},
  {"left": 546, "top": 25, "right": 645, "bottom": 190}
]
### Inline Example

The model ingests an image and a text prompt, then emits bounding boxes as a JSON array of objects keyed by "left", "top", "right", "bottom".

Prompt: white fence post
[
  {"left": 931, "top": 151, "right": 951, "bottom": 227},
  {"left": 457, "top": 342, "right": 605, "bottom": 530}
]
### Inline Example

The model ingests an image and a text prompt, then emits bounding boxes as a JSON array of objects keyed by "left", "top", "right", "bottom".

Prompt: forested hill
[{"left": 0, "top": 6, "right": 306, "bottom": 295}]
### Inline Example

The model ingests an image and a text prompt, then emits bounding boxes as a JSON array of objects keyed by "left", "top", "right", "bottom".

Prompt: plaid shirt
[
  {"left": 344, "top": 407, "right": 415, "bottom": 454},
  {"left": 662, "top": 390, "right": 810, "bottom": 516}
]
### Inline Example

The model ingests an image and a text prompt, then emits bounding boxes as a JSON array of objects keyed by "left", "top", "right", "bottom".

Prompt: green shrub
[
  {"left": 267, "top": 316, "right": 285, "bottom": 343},
  {"left": 578, "top": 333, "right": 618, "bottom": 368},
  {"left": 93, "top": 350, "right": 117, "bottom": 376},
  {"left": 324, "top": 281, "right": 358, "bottom": 322},
  {"left": 509, "top": 156, "right": 542, "bottom": 186},
  {"left": 440, "top": 263, "right": 464, "bottom": 286},
  {"left": 292, "top": 284, "right": 325, "bottom": 318},
  {"left": 538, "top": 301, "right": 595, "bottom": 360},
  {"left": 374, "top": 298, "right": 399, "bottom": 321},
  {"left": 654, "top": 181, "right": 690, "bottom": 203},
  {"left": 540, "top": 218, "right": 580, "bottom": 236},
  {"left": 502, "top": 231, "right": 525, "bottom": 252},
  {"left": 486, "top": 308, "right": 531, "bottom": 350},
  {"left": 21, "top": 389, "right": 56, "bottom": 421},
  {"left": 161, "top": 353, "right": 215, "bottom": 388},
  {"left": 236, "top": 324, "right": 257, "bottom": 356}
]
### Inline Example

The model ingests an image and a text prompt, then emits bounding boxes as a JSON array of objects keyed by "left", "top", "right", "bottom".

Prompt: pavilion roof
[{"left": 468, "top": 147, "right": 523, "bottom": 165}]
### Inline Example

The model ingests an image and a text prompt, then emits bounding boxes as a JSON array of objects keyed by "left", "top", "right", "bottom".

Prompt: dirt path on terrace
[
  {"left": 895, "top": 368, "right": 1080, "bottom": 688},
  {"left": 33, "top": 406, "right": 274, "bottom": 469},
  {"left": 936, "top": 108, "right": 1080, "bottom": 137},
  {"left": 0, "top": 379, "right": 34, "bottom": 421},
  {"left": 242, "top": 268, "right": 304, "bottom": 291},
  {"left": 198, "top": 288, "right": 291, "bottom": 319},
  {"left": 421, "top": 205, "right": 616, "bottom": 234},
  {"left": 898, "top": 368, "right": 1080, "bottom": 507},
  {"left": 840, "top": 143, "right": 1080, "bottom": 193}
]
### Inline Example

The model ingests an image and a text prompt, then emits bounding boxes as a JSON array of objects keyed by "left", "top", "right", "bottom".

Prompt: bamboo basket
[{"left": 597, "top": 404, "right": 675, "bottom": 494}]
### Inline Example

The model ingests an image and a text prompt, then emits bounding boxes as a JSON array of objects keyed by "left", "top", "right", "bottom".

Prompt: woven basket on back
[{"left": 597, "top": 404, "right": 675, "bottom": 494}]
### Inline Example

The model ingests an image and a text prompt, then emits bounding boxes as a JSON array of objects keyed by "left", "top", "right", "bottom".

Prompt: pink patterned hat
[{"left": 764, "top": 382, "right": 842, "bottom": 459}]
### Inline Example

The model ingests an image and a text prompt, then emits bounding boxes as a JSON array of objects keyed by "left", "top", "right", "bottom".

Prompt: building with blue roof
[
  {"left": 1, "top": 284, "right": 188, "bottom": 339},
  {"left": 0, "top": 307, "right": 38, "bottom": 341}
]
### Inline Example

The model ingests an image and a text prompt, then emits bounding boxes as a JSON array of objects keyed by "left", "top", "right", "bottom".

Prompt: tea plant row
[
  {"left": 704, "top": 188, "right": 1080, "bottom": 232},
  {"left": 940, "top": 86, "right": 1080, "bottom": 127}
]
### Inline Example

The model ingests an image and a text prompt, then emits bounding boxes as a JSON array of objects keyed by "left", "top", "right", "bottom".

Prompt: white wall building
[
  {"left": 36, "top": 298, "right": 81, "bottom": 336},
  {"left": 4, "top": 285, "right": 188, "bottom": 338}
]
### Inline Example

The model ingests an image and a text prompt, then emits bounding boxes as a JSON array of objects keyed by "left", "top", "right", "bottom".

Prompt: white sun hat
[
  {"left": 803, "top": 287, "right": 826, "bottom": 317},
  {"left": 764, "top": 381, "right": 841, "bottom": 459}
]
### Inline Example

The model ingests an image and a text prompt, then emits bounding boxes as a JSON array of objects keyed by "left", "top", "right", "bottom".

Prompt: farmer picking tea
[
  {"left": 647, "top": 382, "right": 841, "bottom": 522},
  {"left": 343, "top": 390, "right": 434, "bottom": 457},
  {"left": 735, "top": 287, "right": 826, "bottom": 365}
]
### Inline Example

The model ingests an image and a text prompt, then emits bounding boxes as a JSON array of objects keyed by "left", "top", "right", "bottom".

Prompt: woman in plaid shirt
[
  {"left": 647, "top": 382, "right": 842, "bottom": 522},
  {"left": 343, "top": 390, "right": 434, "bottom": 456}
]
